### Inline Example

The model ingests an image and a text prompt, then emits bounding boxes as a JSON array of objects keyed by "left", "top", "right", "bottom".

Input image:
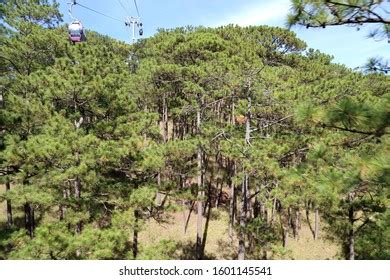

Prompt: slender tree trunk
[
  {"left": 270, "top": 198, "right": 277, "bottom": 225},
  {"left": 202, "top": 186, "right": 213, "bottom": 255},
  {"left": 314, "top": 207, "right": 319, "bottom": 240},
  {"left": 180, "top": 175, "right": 187, "bottom": 234},
  {"left": 133, "top": 209, "right": 140, "bottom": 259},
  {"left": 306, "top": 202, "right": 315, "bottom": 240},
  {"left": 74, "top": 115, "right": 84, "bottom": 234},
  {"left": 288, "top": 207, "right": 293, "bottom": 228},
  {"left": 156, "top": 173, "right": 162, "bottom": 206},
  {"left": 228, "top": 94, "right": 236, "bottom": 239},
  {"left": 5, "top": 180, "right": 13, "bottom": 227},
  {"left": 24, "top": 203, "right": 35, "bottom": 238},
  {"left": 297, "top": 209, "right": 302, "bottom": 230},
  {"left": 348, "top": 193, "right": 355, "bottom": 260},
  {"left": 231, "top": 91, "right": 236, "bottom": 126},
  {"left": 247, "top": 187, "right": 252, "bottom": 220},
  {"left": 162, "top": 93, "right": 168, "bottom": 142},
  {"left": 279, "top": 211, "right": 288, "bottom": 248},
  {"left": 238, "top": 91, "right": 252, "bottom": 260},
  {"left": 195, "top": 95, "right": 204, "bottom": 260},
  {"left": 262, "top": 249, "right": 268, "bottom": 260},
  {"left": 74, "top": 177, "right": 82, "bottom": 234},
  {"left": 185, "top": 201, "right": 195, "bottom": 234},
  {"left": 238, "top": 173, "right": 248, "bottom": 260},
  {"left": 59, "top": 188, "right": 68, "bottom": 221},
  {"left": 349, "top": 228, "right": 355, "bottom": 260},
  {"left": 228, "top": 160, "right": 235, "bottom": 240},
  {"left": 282, "top": 227, "right": 288, "bottom": 248},
  {"left": 253, "top": 185, "right": 260, "bottom": 219},
  {"left": 216, "top": 180, "right": 223, "bottom": 209},
  {"left": 292, "top": 208, "right": 300, "bottom": 240}
]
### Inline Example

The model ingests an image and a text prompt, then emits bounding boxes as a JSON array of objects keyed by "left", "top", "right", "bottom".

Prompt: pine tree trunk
[
  {"left": 254, "top": 186, "right": 261, "bottom": 219},
  {"left": 292, "top": 208, "right": 300, "bottom": 240},
  {"left": 270, "top": 198, "right": 277, "bottom": 225},
  {"left": 24, "top": 203, "right": 35, "bottom": 238},
  {"left": 279, "top": 210, "right": 288, "bottom": 248},
  {"left": 297, "top": 209, "right": 302, "bottom": 230},
  {"left": 348, "top": 229, "right": 355, "bottom": 260},
  {"left": 348, "top": 193, "right": 355, "bottom": 260},
  {"left": 231, "top": 91, "right": 236, "bottom": 126},
  {"left": 282, "top": 227, "right": 288, "bottom": 248},
  {"left": 156, "top": 173, "right": 162, "bottom": 206},
  {"left": 247, "top": 187, "right": 252, "bottom": 220},
  {"left": 202, "top": 186, "right": 213, "bottom": 255},
  {"left": 162, "top": 93, "right": 168, "bottom": 142},
  {"left": 228, "top": 160, "right": 235, "bottom": 240},
  {"left": 238, "top": 92, "right": 251, "bottom": 260},
  {"left": 59, "top": 188, "right": 68, "bottom": 221},
  {"left": 216, "top": 180, "right": 223, "bottom": 209},
  {"left": 288, "top": 207, "right": 293, "bottom": 228},
  {"left": 74, "top": 177, "right": 82, "bottom": 234},
  {"left": 180, "top": 175, "right": 187, "bottom": 234},
  {"left": 238, "top": 173, "right": 248, "bottom": 260},
  {"left": 228, "top": 94, "right": 236, "bottom": 239},
  {"left": 306, "top": 202, "right": 315, "bottom": 240},
  {"left": 133, "top": 209, "right": 140, "bottom": 259},
  {"left": 258, "top": 184, "right": 265, "bottom": 220},
  {"left": 314, "top": 207, "right": 319, "bottom": 240},
  {"left": 195, "top": 97, "right": 204, "bottom": 260},
  {"left": 185, "top": 201, "right": 195, "bottom": 234},
  {"left": 5, "top": 180, "right": 13, "bottom": 227}
]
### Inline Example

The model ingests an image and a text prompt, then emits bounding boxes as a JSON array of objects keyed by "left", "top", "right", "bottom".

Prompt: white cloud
[{"left": 211, "top": 0, "right": 291, "bottom": 27}]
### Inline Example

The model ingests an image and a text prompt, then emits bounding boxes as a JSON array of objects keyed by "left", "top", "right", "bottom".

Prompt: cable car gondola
[{"left": 68, "top": 20, "right": 86, "bottom": 43}]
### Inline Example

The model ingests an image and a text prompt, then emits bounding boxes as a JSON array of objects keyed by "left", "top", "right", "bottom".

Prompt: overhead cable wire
[
  {"left": 76, "top": 2, "right": 124, "bottom": 23},
  {"left": 133, "top": 0, "right": 140, "bottom": 17},
  {"left": 117, "top": 0, "right": 131, "bottom": 17}
]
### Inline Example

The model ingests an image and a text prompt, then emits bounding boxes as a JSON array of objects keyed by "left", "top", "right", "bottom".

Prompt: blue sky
[{"left": 59, "top": 0, "right": 389, "bottom": 69}]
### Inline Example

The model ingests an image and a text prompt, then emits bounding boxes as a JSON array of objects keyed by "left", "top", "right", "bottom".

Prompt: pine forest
[{"left": 0, "top": 0, "right": 389, "bottom": 260}]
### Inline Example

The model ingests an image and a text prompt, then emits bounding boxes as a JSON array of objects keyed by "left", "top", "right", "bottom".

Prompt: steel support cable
[
  {"left": 117, "top": 0, "right": 132, "bottom": 17},
  {"left": 133, "top": 0, "right": 140, "bottom": 17},
  {"left": 76, "top": 2, "right": 124, "bottom": 23}
]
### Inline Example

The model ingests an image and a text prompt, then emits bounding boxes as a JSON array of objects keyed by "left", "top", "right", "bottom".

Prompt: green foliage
[
  {"left": 0, "top": 0, "right": 388, "bottom": 261},
  {"left": 355, "top": 210, "right": 390, "bottom": 260},
  {"left": 138, "top": 239, "right": 177, "bottom": 260}
]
